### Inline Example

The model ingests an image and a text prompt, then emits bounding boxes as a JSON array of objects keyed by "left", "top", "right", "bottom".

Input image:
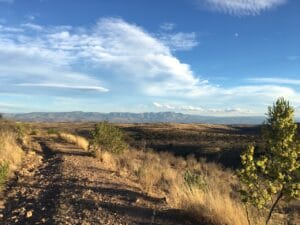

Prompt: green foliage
[
  {"left": 184, "top": 170, "right": 206, "bottom": 190},
  {"left": 89, "top": 122, "right": 127, "bottom": 155},
  {"left": 238, "top": 97, "right": 300, "bottom": 224},
  {"left": 0, "top": 161, "right": 9, "bottom": 187},
  {"left": 30, "top": 129, "right": 38, "bottom": 135},
  {"left": 15, "top": 122, "right": 27, "bottom": 139},
  {"left": 47, "top": 128, "right": 58, "bottom": 135}
]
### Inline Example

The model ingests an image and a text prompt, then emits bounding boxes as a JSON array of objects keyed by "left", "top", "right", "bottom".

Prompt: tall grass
[
  {"left": 58, "top": 132, "right": 89, "bottom": 151},
  {"left": 0, "top": 162, "right": 9, "bottom": 186},
  {"left": 68, "top": 132, "right": 263, "bottom": 225},
  {"left": 0, "top": 122, "right": 24, "bottom": 187},
  {"left": 94, "top": 148, "right": 257, "bottom": 224}
]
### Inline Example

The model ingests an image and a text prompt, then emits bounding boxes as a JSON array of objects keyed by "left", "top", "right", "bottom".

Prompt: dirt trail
[{"left": 0, "top": 136, "right": 197, "bottom": 225}]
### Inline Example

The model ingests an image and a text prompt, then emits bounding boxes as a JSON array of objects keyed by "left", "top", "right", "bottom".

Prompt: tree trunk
[
  {"left": 265, "top": 190, "right": 283, "bottom": 225},
  {"left": 245, "top": 205, "right": 251, "bottom": 225}
]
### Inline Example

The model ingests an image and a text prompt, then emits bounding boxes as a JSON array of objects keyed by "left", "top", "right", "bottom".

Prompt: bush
[
  {"left": 47, "top": 128, "right": 58, "bottom": 135},
  {"left": 184, "top": 170, "right": 206, "bottom": 190},
  {"left": 15, "top": 123, "right": 27, "bottom": 139},
  {"left": 89, "top": 122, "right": 127, "bottom": 155},
  {"left": 0, "top": 161, "right": 9, "bottom": 187}
]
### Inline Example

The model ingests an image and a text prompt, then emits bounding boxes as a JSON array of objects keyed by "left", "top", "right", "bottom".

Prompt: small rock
[{"left": 26, "top": 210, "right": 33, "bottom": 218}]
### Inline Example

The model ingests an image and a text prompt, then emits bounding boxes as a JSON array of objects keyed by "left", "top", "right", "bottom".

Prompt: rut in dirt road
[
  {"left": 0, "top": 136, "right": 199, "bottom": 225},
  {"left": 0, "top": 137, "right": 63, "bottom": 225}
]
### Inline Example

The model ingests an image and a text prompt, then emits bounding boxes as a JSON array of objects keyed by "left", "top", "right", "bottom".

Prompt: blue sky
[{"left": 0, "top": 0, "right": 299, "bottom": 116}]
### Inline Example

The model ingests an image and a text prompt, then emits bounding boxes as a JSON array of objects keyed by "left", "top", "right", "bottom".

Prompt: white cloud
[
  {"left": 248, "top": 77, "right": 300, "bottom": 85},
  {"left": 223, "top": 85, "right": 295, "bottom": 97},
  {"left": 200, "top": 0, "right": 287, "bottom": 16},
  {"left": 0, "top": 26, "right": 108, "bottom": 95},
  {"left": 25, "top": 14, "right": 36, "bottom": 21},
  {"left": 21, "top": 23, "right": 43, "bottom": 31},
  {"left": 0, "top": 25, "right": 23, "bottom": 32},
  {"left": 159, "top": 32, "right": 199, "bottom": 51},
  {"left": 153, "top": 102, "right": 204, "bottom": 112},
  {"left": 153, "top": 102, "right": 252, "bottom": 114},
  {"left": 16, "top": 83, "right": 109, "bottom": 92},
  {"left": 1, "top": 17, "right": 300, "bottom": 114},
  {"left": 153, "top": 102, "right": 176, "bottom": 110},
  {"left": 160, "top": 22, "right": 176, "bottom": 31}
]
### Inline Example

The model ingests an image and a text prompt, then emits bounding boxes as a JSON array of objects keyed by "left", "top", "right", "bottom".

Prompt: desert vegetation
[
  {"left": 0, "top": 120, "right": 26, "bottom": 188},
  {"left": 50, "top": 98, "right": 298, "bottom": 225},
  {"left": 239, "top": 98, "right": 300, "bottom": 225},
  {"left": 83, "top": 125, "right": 250, "bottom": 224},
  {"left": 58, "top": 132, "right": 89, "bottom": 151}
]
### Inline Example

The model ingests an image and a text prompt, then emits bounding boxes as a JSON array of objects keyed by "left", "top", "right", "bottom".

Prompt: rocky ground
[{"left": 0, "top": 135, "right": 197, "bottom": 225}]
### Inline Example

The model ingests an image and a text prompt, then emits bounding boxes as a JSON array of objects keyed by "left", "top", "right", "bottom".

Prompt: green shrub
[
  {"left": 184, "top": 170, "right": 206, "bottom": 190},
  {"left": 15, "top": 123, "right": 27, "bottom": 139},
  {"left": 30, "top": 129, "right": 38, "bottom": 135},
  {"left": 0, "top": 161, "right": 9, "bottom": 187},
  {"left": 47, "top": 128, "right": 58, "bottom": 135},
  {"left": 89, "top": 122, "right": 127, "bottom": 155}
]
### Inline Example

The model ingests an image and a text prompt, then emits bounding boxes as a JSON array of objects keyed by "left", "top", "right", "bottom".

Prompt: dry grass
[
  {"left": 0, "top": 123, "right": 24, "bottom": 186},
  {"left": 95, "top": 148, "right": 258, "bottom": 225},
  {"left": 173, "top": 184, "right": 249, "bottom": 225},
  {"left": 63, "top": 131, "right": 263, "bottom": 225},
  {"left": 58, "top": 132, "right": 89, "bottom": 151}
]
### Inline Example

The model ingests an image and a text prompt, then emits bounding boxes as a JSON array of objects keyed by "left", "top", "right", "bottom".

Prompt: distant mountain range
[{"left": 3, "top": 111, "right": 266, "bottom": 124}]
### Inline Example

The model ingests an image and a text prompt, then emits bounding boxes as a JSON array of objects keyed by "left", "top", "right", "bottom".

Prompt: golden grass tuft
[
  {"left": 173, "top": 184, "right": 249, "bottom": 225},
  {"left": 90, "top": 146, "right": 263, "bottom": 225},
  {"left": 97, "top": 150, "right": 118, "bottom": 170},
  {"left": 0, "top": 124, "right": 24, "bottom": 187},
  {"left": 58, "top": 132, "right": 89, "bottom": 151}
]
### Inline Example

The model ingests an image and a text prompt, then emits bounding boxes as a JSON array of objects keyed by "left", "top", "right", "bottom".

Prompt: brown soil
[{"left": 0, "top": 135, "right": 199, "bottom": 225}]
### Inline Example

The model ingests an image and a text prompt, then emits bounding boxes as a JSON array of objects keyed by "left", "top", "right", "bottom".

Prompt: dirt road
[{"left": 0, "top": 136, "right": 197, "bottom": 225}]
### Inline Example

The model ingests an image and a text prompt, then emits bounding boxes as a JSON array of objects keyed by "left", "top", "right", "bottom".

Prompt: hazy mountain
[{"left": 3, "top": 111, "right": 266, "bottom": 124}]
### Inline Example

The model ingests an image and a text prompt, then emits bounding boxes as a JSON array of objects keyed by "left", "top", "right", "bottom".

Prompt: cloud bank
[
  {"left": 0, "top": 17, "right": 299, "bottom": 114},
  {"left": 200, "top": 0, "right": 287, "bottom": 16}
]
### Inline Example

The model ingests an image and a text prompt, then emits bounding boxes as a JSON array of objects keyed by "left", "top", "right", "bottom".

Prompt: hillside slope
[{"left": 0, "top": 135, "right": 198, "bottom": 225}]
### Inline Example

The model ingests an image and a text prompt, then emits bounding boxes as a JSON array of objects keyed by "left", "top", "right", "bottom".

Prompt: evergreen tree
[{"left": 239, "top": 97, "right": 300, "bottom": 225}]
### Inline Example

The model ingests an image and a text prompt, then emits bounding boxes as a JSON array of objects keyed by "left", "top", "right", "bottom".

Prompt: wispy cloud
[
  {"left": 160, "top": 22, "right": 176, "bottom": 31},
  {"left": 25, "top": 14, "right": 36, "bottom": 21},
  {"left": 0, "top": 25, "right": 23, "bottom": 32},
  {"left": 158, "top": 32, "right": 199, "bottom": 51},
  {"left": 16, "top": 83, "right": 109, "bottom": 92},
  {"left": 21, "top": 23, "right": 43, "bottom": 31},
  {"left": 153, "top": 102, "right": 252, "bottom": 114},
  {"left": 198, "top": 0, "right": 287, "bottom": 16},
  {"left": 248, "top": 77, "right": 300, "bottom": 85},
  {"left": 153, "top": 102, "right": 205, "bottom": 112},
  {"left": 1, "top": 17, "right": 299, "bottom": 114}
]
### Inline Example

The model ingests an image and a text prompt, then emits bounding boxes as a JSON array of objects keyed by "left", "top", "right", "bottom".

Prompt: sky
[{"left": 0, "top": 0, "right": 299, "bottom": 116}]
